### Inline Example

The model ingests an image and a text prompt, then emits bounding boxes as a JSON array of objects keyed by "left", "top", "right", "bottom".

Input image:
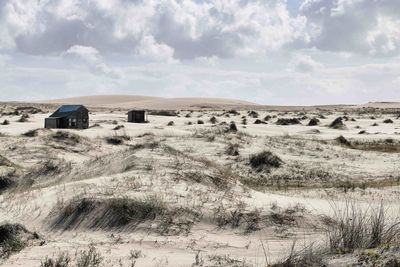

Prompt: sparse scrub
[
  {"left": 17, "top": 114, "right": 29, "bottom": 122},
  {"left": 271, "top": 243, "right": 325, "bottom": 267},
  {"left": 225, "top": 109, "right": 240, "bottom": 116},
  {"left": 248, "top": 110, "right": 259, "bottom": 118},
  {"left": 167, "top": 121, "right": 174, "bottom": 126},
  {"left": 226, "top": 143, "right": 240, "bottom": 156},
  {"left": 1, "top": 120, "right": 9, "bottom": 125},
  {"left": 51, "top": 131, "right": 82, "bottom": 145},
  {"left": 113, "top": 125, "right": 124, "bottom": 130},
  {"left": 351, "top": 139, "right": 400, "bottom": 153},
  {"left": 264, "top": 115, "right": 272, "bottom": 121},
  {"left": 254, "top": 119, "right": 266, "bottom": 124},
  {"left": 75, "top": 245, "right": 103, "bottom": 267},
  {"left": 214, "top": 205, "right": 262, "bottom": 233},
  {"left": 40, "top": 252, "right": 71, "bottom": 267},
  {"left": 149, "top": 110, "right": 178, "bottom": 116},
  {"left": 105, "top": 134, "right": 130, "bottom": 145}
]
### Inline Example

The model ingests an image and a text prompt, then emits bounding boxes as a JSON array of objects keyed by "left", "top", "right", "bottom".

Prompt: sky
[{"left": 0, "top": 0, "right": 400, "bottom": 105}]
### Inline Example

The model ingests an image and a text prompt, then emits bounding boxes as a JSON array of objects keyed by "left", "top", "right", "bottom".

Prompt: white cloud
[
  {"left": 63, "top": 45, "right": 122, "bottom": 78},
  {"left": 135, "top": 36, "right": 177, "bottom": 63},
  {"left": 288, "top": 54, "right": 323, "bottom": 72},
  {"left": 0, "top": 0, "right": 308, "bottom": 60},
  {"left": 64, "top": 45, "right": 100, "bottom": 62},
  {"left": 300, "top": 0, "right": 400, "bottom": 57}
]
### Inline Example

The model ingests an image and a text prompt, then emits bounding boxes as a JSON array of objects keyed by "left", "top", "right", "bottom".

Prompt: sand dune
[{"left": 40, "top": 95, "right": 257, "bottom": 109}]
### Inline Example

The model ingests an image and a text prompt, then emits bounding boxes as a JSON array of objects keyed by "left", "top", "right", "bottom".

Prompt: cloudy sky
[{"left": 0, "top": 0, "right": 399, "bottom": 105}]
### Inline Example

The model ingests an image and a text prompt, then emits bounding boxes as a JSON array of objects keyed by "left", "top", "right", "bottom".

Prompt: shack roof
[{"left": 49, "top": 105, "right": 87, "bottom": 118}]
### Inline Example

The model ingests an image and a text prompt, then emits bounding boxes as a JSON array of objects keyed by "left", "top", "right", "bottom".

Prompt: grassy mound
[
  {"left": 51, "top": 197, "right": 200, "bottom": 235},
  {"left": 0, "top": 223, "right": 41, "bottom": 259}
]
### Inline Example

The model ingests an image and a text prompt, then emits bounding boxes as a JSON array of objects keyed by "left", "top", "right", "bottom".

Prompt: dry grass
[{"left": 327, "top": 201, "right": 400, "bottom": 253}]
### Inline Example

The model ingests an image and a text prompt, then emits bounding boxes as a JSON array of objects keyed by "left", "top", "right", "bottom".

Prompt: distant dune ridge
[
  {"left": 39, "top": 95, "right": 258, "bottom": 109},
  {"left": 359, "top": 102, "right": 400, "bottom": 109},
  {"left": 38, "top": 95, "right": 400, "bottom": 110}
]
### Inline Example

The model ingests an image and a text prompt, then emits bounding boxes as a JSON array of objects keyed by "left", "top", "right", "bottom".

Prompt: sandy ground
[{"left": 1, "top": 102, "right": 400, "bottom": 266}]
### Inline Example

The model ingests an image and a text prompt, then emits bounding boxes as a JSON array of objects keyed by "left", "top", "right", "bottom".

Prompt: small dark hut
[
  {"left": 45, "top": 105, "right": 89, "bottom": 129},
  {"left": 128, "top": 110, "right": 147, "bottom": 123}
]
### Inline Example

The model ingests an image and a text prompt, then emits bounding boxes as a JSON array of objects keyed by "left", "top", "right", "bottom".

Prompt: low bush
[
  {"left": 335, "top": 135, "right": 352, "bottom": 147},
  {"left": 17, "top": 114, "right": 29, "bottom": 122},
  {"left": 329, "top": 117, "right": 346, "bottom": 130},
  {"left": 249, "top": 151, "right": 283, "bottom": 171},
  {"left": 22, "top": 129, "right": 40, "bottom": 137},
  {"left": 248, "top": 111, "right": 259, "bottom": 118},
  {"left": 210, "top": 116, "right": 217, "bottom": 124},
  {"left": 51, "top": 131, "right": 82, "bottom": 145},
  {"left": 229, "top": 122, "right": 237, "bottom": 132},
  {"left": 112, "top": 125, "right": 124, "bottom": 130},
  {"left": 76, "top": 245, "right": 103, "bottom": 267},
  {"left": 105, "top": 135, "right": 130, "bottom": 145},
  {"left": 226, "top": 143, "right": 240, "bottom": 156},
  {"left": 308, "top": 118, "right": 320, "bottom": 126},
  {"left": 276, "top": 118, "right": 301, "bottom": 126}
]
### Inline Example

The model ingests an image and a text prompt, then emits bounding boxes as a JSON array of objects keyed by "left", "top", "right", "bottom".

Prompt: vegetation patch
[
  {"left": 50, "top": 131, "right": 83, "bottom": 146},
  {"left": 351, "top": 138, "right": 400, "bottom": 153}
]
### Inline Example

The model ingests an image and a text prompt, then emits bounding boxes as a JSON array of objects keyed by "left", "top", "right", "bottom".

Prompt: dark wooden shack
[
  {"left": 45, "top": 105, "right": 89, "bottom": 129},
  {"left": 128, "top": 110, "right": 147, "bottom": 123}
]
